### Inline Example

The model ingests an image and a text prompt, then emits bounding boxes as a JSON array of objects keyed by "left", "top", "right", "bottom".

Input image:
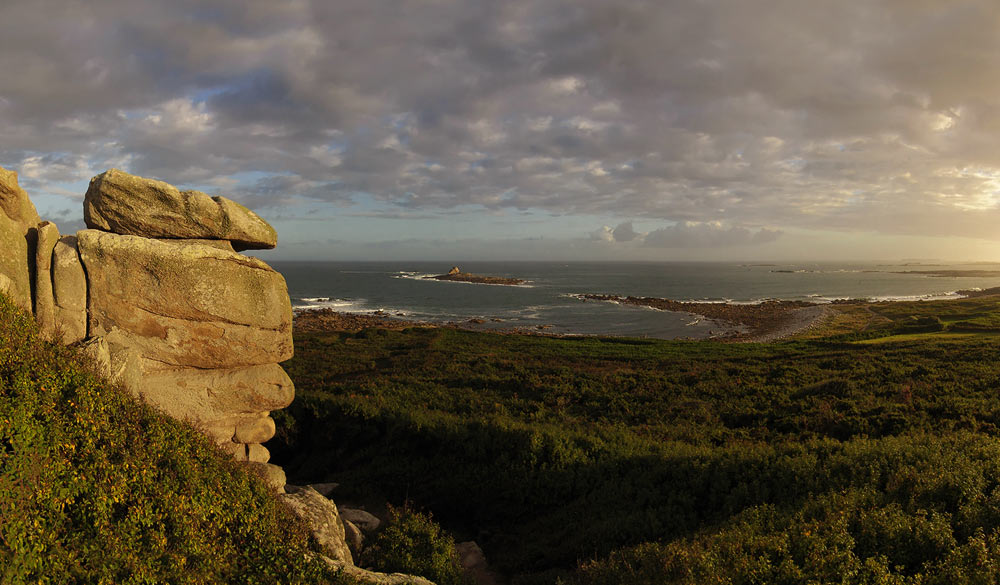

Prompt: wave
[
  {"left": 294, "top": 297, "right": 364, "bottom": 310},
  {"left": 391, "top": 271, "right": 438, "bottom": 280},
  {"left": 867, "top": 291, "right": 966, "bottom": 302}
]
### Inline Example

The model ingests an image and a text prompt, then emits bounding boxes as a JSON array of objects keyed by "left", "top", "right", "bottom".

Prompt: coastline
[
  {"left": 294, "top": 287, "right": 1000, "bottom": 342},
  {"left": 574, "top": 294, "right": 824, "bottom": 341},
  {"left": 292, "top": 301, "right": 833, "bottom": 342}
]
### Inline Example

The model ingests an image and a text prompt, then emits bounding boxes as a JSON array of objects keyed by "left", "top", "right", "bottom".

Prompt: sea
[{"left": 271, "top": 261, "right": 1000, "bottom": 340}]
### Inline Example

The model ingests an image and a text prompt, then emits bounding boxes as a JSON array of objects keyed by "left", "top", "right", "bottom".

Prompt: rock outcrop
[
  {"left": 0, "top": 165, "right": 293, "bottom": 482},
  {"left": 76, "top": 230, "right": 292, "bottom": 369},
  {"left": 0, "top": 165, "right": 435, "bottom": 583},
  {"left": 281, "top": 486, "right": 354, "bottom": 564},
  {"left": 51, "top": 236, "right": 88, "bottom": 343},
  {"left": 84, "top": 169, "right": 277, "bottom": 250},
  {"left": 0, "top": 167, "right": 41, "bottom": 312}
]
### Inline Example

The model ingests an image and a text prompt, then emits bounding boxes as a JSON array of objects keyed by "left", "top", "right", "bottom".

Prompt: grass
[
  {"left": 0, "top": 293, "right": 352, "bottom": 584},
  {"left": 271, "top": 295, "right": 1000, "bottom": 583}
]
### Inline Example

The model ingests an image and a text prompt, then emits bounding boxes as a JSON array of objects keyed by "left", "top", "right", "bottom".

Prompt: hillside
[
  {"left": 273, "top": 296, "right": 1000, "bottom": 584},
  {"left": 0, "top": 293, "right": 348, "bottom": 584}
]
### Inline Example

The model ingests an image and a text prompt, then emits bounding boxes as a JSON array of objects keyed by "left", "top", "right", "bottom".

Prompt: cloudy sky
[{"left": 3, "top": 0, "right": 1000, "bottom": 261}]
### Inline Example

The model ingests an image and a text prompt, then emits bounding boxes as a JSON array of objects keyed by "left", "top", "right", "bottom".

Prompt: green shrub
[
  {"left": 273, "top": 312, "right": 1000, "bottom": 582},
  {"left": 0, "top": 293, "right": 343, "bottom": 584},
  {"left": 362, "top": 505, "right": 469, "bottom": 585}
]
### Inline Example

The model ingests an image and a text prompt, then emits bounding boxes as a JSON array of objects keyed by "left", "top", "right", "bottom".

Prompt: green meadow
[{"left": 274, "top": 296, "right": 1000, "bottom": 584}]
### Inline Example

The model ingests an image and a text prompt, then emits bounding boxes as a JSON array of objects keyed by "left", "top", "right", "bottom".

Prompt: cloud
[
  {"left": 644, "top": 223, "right": 783, "bottom": 248},
  {"left": 1, "top": 0, "right": 1000, "bottom": 246},
  {"left": 611, "top": 221, "right": 639, "bottom": 242}
]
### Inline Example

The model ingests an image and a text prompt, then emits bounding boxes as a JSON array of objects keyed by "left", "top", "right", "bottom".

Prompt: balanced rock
[
  {"left": 77, "top": 230, "right": 292, "bottom": 369},
  {"left": 0, "top": 167, "right": 41, "bottom": 312},
  {"left": 84, "top": 168, "right": 277, "bottom": 250}
]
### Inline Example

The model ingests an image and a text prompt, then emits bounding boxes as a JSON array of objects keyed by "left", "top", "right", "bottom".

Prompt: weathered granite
[
  {"left": 343, "top": 519, "right": 364, "bottom": 557},
  {"left": 77, "top": 230, "right": 292, "bottom": 369},
  {"left": 234, "top": 414, "right": 277, "bottom": 444},
  {"left": 33, "top": 221, "right": 59, "bottom": 339},
  {"left": 84, "top": 169, "right": 276, "bottom": 250},
  {"left": 247, "top": 443, "right": 270, "bottom": 463},
  {"left": 339, "top": 507, "right": 381, "bottom": 534},
  {"left": 280, "top": 486, "right": 353, "bottom": 564},
  {"left": 249, "top": 462, "right": 287, "bottom": 493},
  {"left": 0, "top": 167, "right": 41, "bottom": 227},
  {"left": 78, "top": 336, "right": 143, "bottom": 392},
  {"left": 315, "top": 556, "right": 436, "bottom": 585},
  {"left": 137, "top": 362, "right": 294, "bottom": 427},
  {"left": 0, "top": 167, "right": 40, "bottom": 313},
  {"left": 51, "top": 236, "right": 88, "bottom": 343},
  {"left": 0, "top": 165, "right": 298, "bottom": 513}
]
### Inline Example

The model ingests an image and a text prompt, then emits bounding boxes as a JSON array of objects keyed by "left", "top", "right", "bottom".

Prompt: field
[{"left": 272, "top": 296, "right": 1000, "bottom": 584}]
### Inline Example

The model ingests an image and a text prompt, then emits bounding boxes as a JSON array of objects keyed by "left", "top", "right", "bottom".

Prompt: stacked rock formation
[{"left": 0, "top": 166, "right": 291, "bottom": 487}]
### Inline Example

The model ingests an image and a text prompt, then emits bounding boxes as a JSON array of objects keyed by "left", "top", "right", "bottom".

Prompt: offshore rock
[
  {"left": 0, "top": 167, "right": 41, "bottom": 312},
  {"left": 84, "top": 168, "right": 277, "bottom": 250},
  {"left": 77, "top": 230, "right": 292, "bottom": 369},
  {"left": 51, "top": 236, "right": 88, "bottom": 343}
]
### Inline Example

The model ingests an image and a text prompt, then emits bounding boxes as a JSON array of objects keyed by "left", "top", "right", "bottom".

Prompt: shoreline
[
  {"left": 574, "top": 294, "right": 821, "bottom": 341},
  {"left": 293, "top": 288, "right": 1000, "bottom": 342},
  {"left": 292, "top": 303, "right": 829, "bottom": 342}
]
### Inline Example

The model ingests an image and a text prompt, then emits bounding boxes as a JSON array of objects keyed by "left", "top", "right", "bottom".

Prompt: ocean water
[{"left": 271, "top": 261, "right": 1000, "bottom": 339}]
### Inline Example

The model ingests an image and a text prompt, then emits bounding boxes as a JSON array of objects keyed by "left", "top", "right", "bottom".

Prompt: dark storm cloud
[{"left": 2, "top": 0, "right": 1000, "bottom": 240}]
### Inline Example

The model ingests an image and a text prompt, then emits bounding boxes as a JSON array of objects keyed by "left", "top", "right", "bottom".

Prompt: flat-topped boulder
[
  {"left": 77, "top": 230, "right": 292, "bottom": 368},
  {"left": 84, "top": 168, "right": 276, "bottom": 250}
]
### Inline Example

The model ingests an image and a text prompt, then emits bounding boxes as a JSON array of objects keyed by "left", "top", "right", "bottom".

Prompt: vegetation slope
[
  {"left": 273, "top": 295, "right": 1000, "bottom": 584},
  {"left": 0, "top": 293, "right": 350, "bottom": 584}
]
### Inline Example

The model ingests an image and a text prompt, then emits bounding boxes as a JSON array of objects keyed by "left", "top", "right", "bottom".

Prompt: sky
[{"left": 2, "top": 0, "right": 1000, "bottom": 262}]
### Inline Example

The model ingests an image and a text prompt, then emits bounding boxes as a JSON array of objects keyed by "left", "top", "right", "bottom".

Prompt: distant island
[
  {"left": 426, "top": 266, "right": 525, "bottom": 286},
  {"left": 894, "top": 270, "right": 1000, "bottom": 277}
]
